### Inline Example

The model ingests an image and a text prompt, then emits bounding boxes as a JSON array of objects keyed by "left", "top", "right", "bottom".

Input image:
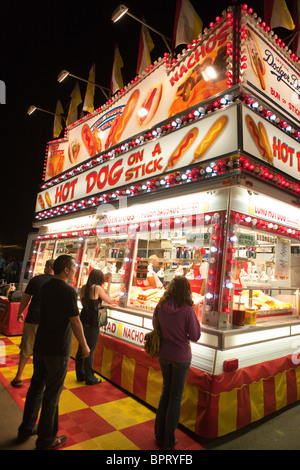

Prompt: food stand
[{"left": 20, "top": 5, "right": 300, "bottom": 438}]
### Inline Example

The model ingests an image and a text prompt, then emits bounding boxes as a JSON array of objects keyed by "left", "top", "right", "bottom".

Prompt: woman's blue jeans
[
  {"left": 75, "top": 324, "right": 99, "bottom": 384},
  {"left": 155, "top": 357, "right": 190, "bottom": 449}
]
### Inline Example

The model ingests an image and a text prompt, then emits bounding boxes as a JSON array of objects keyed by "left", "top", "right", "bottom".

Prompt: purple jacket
[{"left": 153, "top": 300, "right": 201, "bottom": 363}]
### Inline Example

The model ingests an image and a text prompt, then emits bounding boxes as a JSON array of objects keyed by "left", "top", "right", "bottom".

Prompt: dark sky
[{"left": 0, "top": 0, "right": 287, "bottom": 247}]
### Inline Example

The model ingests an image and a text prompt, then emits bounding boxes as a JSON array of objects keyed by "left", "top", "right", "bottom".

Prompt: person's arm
[
  {"left": 80, "top": 285, "right": 85, "bottom": 303},
  {"left": 97, "top": 285, "right": 114, "bottom": 305},
  {"left": 69, "top": 316, "right": 90, "bottom": 358},
  {"left": 186, "top": 307, "right": 201, "bottom": 342},
  {"left": 17, "top": 293, "right": 31, "bottom": 323}
]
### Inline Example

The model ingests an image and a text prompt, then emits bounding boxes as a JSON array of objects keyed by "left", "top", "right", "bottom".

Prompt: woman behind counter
[
  {"left": 75, "top": 269, "right": 114, "bottom": 385},
  {"left": 153, "top": 275, "right": 201, "bottom": 450}
]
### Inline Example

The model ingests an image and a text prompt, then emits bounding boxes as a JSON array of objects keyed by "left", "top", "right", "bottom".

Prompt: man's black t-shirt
[
  {"left": 34, "top": 278, "right": 79, "bottom": 356},
  {"left": 24, "top": 273, "right": 53, "bottom": 324}
]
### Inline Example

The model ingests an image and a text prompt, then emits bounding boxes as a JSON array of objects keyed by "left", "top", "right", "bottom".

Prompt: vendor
[
  {"left": 133, "top": 258, "right": 163, "bottom": 289},
  {"left": 231, "top": 260, "right": 246, "bottom": 294}
]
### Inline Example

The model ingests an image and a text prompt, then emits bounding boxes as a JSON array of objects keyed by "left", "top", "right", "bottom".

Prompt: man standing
[
  {"left": 17, "top": 255, "right": 90, "bottom": 450},
  {"left": 11, "top": 259, "right": 55, "bottom": 387}
]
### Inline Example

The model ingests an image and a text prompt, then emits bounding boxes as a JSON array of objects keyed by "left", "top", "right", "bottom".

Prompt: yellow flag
[
  {"left": 270, "top": 0, "right": 295, "bottom": 30},
  {"left": 83, "top": 63, "right": 95, "bottom": 113},
  {"left": 66, "top": 81, "right": 82, "bottom": 127},
  {"left": 53, "top": 99, "right": 64, "bottom": 138},
  {"left": 174, "top": 0, "right": 203, "bottom": 48},
  {"left": 110, "top": 44, "right": 124, "bottom": 95},
  {"left": 137, "top": 24, "right": 155, "bottom": 75}
]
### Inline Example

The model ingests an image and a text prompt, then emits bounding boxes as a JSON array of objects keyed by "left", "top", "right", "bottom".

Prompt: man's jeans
[
  {"left": 18, "top": 353, "right": 69, "bottom": 449},
  {"left": 155, "top": 357, "right": 190, "bottom": 449}
]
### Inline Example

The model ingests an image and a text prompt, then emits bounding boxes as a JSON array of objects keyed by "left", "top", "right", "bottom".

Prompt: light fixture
[
  {"left": 27, "top": 105, "right": 66, "bottom": 120},
  {"left": 57, "top": 70, "right": 110, "bottom": 100},
  {"left": 111, "top": 4, "right": 173, "bottom": 54},
  {"left": 111, "top": 4, "right": 128, "bottom": 22}
]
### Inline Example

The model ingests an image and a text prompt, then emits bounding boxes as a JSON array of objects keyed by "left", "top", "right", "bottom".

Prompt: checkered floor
[{"left": 0, "top": 334, "right": 204, "bottom": 450}]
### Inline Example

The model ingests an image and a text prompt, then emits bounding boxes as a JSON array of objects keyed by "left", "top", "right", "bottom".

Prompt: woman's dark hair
[
  {"left": 82, "top": 269, "right": 105, "bottom": 306},
  {"left": 53, "top": 255, "right": 74, "bottom": 275},
  {"left": 158, "top": 275, "right": 193, "bottom": 308}
]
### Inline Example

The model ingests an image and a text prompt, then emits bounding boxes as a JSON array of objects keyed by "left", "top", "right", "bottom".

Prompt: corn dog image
[
  {"left": 246, "top": 30, "right": 266, "bottom": 90},
  {"left": 258, "top": 122, "right": 273, "bottom": 165},
  {"left": 246, "top": 115, "right": 270, "bottom": 163},
  {"left": 190, "top": 115, "right": 228, "bottom": 164},
  {"left": 38, "top": 195, "right": 45, "bottom": 210},
  {"left": 105, "top": 114, "right": 121, "bottom": 149},
  {"left": 45, "top": 192, "right": 52, "bottom": 207},
  {"left": 109, "top": 89, "right": 140, "bottom": 148},
  {"left": 82, "top": 124, "right": 97, "bottom": 157},
  {"left": 164, "top": 127, "right": 199, "bottom": 171}
]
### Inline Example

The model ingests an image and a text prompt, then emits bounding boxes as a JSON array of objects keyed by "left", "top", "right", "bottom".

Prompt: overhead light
[
  {"left": 57, "top": 70, "right": 70, "bottom": 83},
  {"left": 57, "top": 70, "right": 110, "bottom": 100},
  {"left": 112, "top": 4, "right": 128, "bottom": 22},
  {"left": 27, "top": 105, "right": 37, "bottom": 115},
  {"left": 111, "top": 4, "right": 172, "bottom": 54},
  {"left": 27, "top": 105, "right": 66, "bottom": 120}
]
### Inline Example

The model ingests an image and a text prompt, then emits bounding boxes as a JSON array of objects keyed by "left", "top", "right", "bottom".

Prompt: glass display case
[{"left": 33, "top": 240, "right": 56, "bottom": 276}]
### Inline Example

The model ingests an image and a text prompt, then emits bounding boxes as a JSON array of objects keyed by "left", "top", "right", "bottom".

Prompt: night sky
[{"left": 0, "top": 0, "right": 288, "bottom": 249}]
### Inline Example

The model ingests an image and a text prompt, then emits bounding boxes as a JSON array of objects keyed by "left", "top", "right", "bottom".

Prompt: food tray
[{"left": 256, "top": 308, "right": 294, "bottom": 317}]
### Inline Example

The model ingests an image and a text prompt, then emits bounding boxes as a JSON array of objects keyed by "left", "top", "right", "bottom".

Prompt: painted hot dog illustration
[
  {"left": 137, "top": 83, "right": 163, "bottom": 126},
  {"left": 164, "top": 127, "right": 199, "bottom": 171},
  {"left": 38, "top": 195, "right": 45, "bottom": 210},
  {"left": 246, "top": 29, "right": 266, "bottom": 90},
  {"left": 45, "top": 192, "right": 52, "bottom": 207},
  {"left": 258, "top": 122, "right": 273, "bottom": 165},
  {"left": 245, "top": 115, "right": 273, "bottom": 165},
  {"left": 105, "top": 114, "right": 121, "bottom": 149},
  {"left": 93, "top": 129, "right": 102, "bottom": 154},
  {"left": 105, "top": 89, "right": 140, "bottom": 149},
  {"left": 68, "top": 139, "right": 81, "bottom": 164},
  {"left": 190, "top": 115, "right": 228, "bottom": 164},
  {"left": 81, "top": 124, "right": 97, "bottom": 157}
]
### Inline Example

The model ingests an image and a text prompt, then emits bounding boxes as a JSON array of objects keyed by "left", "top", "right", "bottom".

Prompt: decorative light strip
[
  {"left": 35, "top": 151, "right": 300, "bottom": 222},
  {"left": 240, "top": 91, "right": 300, "bottom": 141}
]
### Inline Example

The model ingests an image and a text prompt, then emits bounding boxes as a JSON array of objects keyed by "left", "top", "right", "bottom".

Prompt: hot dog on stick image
[
  {"left": 246, "top": 29, "right": 266, "bottom": 90},
  {"left": 137, "top": 83, "right": 163, "bottom": 126},
  {"left": 245, "top": 115, "right": 273, "bottom": 165},
  {"left": 189, "top": 115, "right": 228, "bottom": 164},
  {"left": 164, "top": 127, "right": 199, "bottom": 172},
  {"left": 105, "top": 89, "right": 140, "bottom": 149}
]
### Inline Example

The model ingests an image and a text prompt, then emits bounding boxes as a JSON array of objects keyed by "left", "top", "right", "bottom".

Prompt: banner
[
  {"left": 244, "top": 21, "right": 300, "bottom": 126},
  {"left": 242, "top": 105, "right": 300, "bottom": 180},
  {"left": 36, "top": 105, "right": 238, "bottom": 213}
]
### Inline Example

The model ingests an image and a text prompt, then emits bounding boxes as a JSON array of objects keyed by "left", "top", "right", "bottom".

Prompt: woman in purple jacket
[{"left": 153, "top": 275, "right": 201, "bottom": 450}]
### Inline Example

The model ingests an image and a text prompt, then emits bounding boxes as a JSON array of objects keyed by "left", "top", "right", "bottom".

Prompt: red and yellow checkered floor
[{"left": 0, "top": 334, "right": 204, "bottom": 450}]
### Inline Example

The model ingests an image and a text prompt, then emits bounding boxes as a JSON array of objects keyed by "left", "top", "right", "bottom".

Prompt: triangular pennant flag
[
  {"left": 110, "top": 44, "right": 124, "bottom": 95},
  {"left": 173, "top": 0, "right": 203, "bottom": 48},
  {"left": 83, "top": 63, "right": 96, "bottom": 114},
  {"left": 136, "top": 23, "right": 155, "bottom": 75},
  {"left": 264, "top": 0, "right": 295, "bottom": 30},
  {"left": 66, "top": 81, "right": 82, "bottom": 127},
  {"left": 53, "top": 99, "right": 64, "bottom": 138}
]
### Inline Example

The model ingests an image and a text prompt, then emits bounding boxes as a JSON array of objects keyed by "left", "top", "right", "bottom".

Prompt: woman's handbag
[
  {"left": 144, "top": 309, "right": 161, "bottom": 359},
  {"left": 97, "top": 306, "right": 108, "bottom": 328}
]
